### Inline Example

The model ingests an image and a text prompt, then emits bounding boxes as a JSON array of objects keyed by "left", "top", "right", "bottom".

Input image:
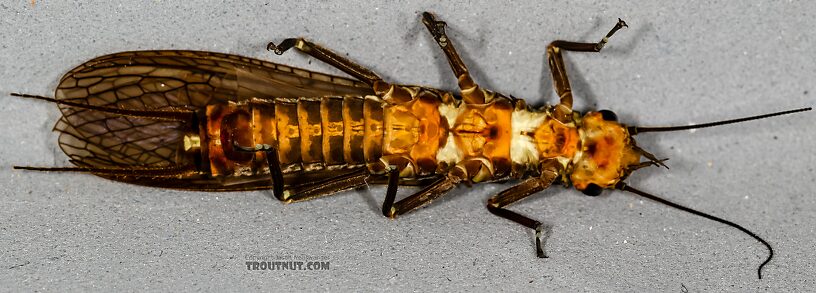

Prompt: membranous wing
[{"left": 53, "top": 50, "right": 373, "bottom": 190}]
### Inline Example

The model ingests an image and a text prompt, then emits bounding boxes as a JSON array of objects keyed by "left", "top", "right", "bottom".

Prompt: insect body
[{"left": 13, "top": 12, "right": 809, "bottom": 279}]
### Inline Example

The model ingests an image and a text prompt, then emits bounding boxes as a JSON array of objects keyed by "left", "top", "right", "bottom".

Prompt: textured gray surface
[{"left": 1, "top": 1, "right": 814, "bottom": 292}]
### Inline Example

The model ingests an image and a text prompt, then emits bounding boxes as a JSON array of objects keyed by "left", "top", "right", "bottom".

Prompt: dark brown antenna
[
  {"left": 614, "top": 182, "right": 773, "bottom": 279},
  {"left": 629, "top": 107, "right": 811, "bottom": 134}
]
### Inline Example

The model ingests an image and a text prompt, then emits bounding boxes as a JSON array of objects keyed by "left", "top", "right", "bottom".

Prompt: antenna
[
  {"left": 615, "top": 182, "right": 773, "bottom": 279},
  {"left": 629, "top": 107, "right": 811, "bottom": 134}
]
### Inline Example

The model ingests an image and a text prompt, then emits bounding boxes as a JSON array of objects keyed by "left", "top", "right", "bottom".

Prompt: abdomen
[
  {"left": 204, "top": 95, "right": 386, "bottom": 177},
  {"left": 204, "top": 86, "right": 515, "bottom": 183}
]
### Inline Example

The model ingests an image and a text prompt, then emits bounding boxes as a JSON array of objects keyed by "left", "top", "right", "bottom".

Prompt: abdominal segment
[
  {"left": 204, "top": 96, "right": 382, "bottom": 177},
  {"left": 202, "top": 86, "right": 548, "bottom": 183}
]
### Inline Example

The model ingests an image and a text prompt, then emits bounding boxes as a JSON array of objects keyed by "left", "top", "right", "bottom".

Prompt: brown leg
[
  {"left": 235, "top": 140, "right": 372, "bottom": 202},
  {"left": 547, "top": 19, "right": 628, "bottom": 121},
  {"left": 486, "top": 164, "right": 559, "bottom": 257},
  {"left": 383, "top": 169, "right": 464, "bottom": 218},
  {"left": 421, "top": 12, "right": 487, "bottom": 104},
  {"left": 264, "top": 149, "right": 286, "bottom": 200},
  {"left": 233, "top": 142, "right": 288, "bottom": 200},
  {"left": 381, "top": 166, "right": 400, "bottom": 216},
  {"left": 267, "top": 38, "right": 390, "bottom": 93},
  {"left": 281, "top": 168, "right": 371, "bottom": 203}
]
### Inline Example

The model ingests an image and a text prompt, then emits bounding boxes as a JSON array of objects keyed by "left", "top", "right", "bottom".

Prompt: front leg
[
  {"left": 547, "top": 19, "right": 628, "bottom": 121},
  {"left": 422, "top": 12, "right": 488, "bottom": 104}
]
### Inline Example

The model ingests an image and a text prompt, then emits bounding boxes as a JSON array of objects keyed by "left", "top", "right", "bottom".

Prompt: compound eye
[
  {"left": 598, "top": 110, "right": 618, "bottom": 122},
  {"left": 581, "top": 183, "right": 603, "bottom": 196}
]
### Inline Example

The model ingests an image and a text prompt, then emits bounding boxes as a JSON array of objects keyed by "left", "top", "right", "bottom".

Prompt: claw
[
  {"left": 266, "top": 42, "right": 286, "bottom": 55},
  {"left": 617, "top": 18, "right": 628, "bottom": 28},
  {"left": 266, "top": 38, "right": 298, "bottom": 56},
  {"left": 535, "top": 225, "right": 548, "bottom": 258},
  {"left": 421, "top": 11, "right": 437, "bottom": 26},
  {"left": 421, "top": 12, "right": 448, "bottom": 47},
  {"left": 266, "top": 42, "right": 278, "bottom": 53}
]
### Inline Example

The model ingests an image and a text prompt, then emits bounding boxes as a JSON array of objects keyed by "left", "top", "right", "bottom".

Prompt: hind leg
[{"left": 267, "top": 38, "right": 391, "bottom": 94}]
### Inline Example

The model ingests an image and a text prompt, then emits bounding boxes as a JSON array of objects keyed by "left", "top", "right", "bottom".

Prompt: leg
[
  {"left": 382, "top": 169, "right": 464, "bottom": 218},
  {"left": 382, "top": 166, "right": 400, "bottom": 216},
  {"left": 282, "top": 168, "right": 371, "bottom": 202},
  {"left": 264, "top": 149, "right": 286, "bottom": 200},
  {"left": 233, "top": 142, "right": 287, "bottom": 200},
  {"left": 234, "top": 142, "right": 370, "bottom": 202},
  {"left": 486, "top": 164, "right": 560, "bottom": 257},
  {"left": 421, "top": 12, "right": 487, "bottom": 104},
  {"left": 267, "top": 38, "right": 390, "bottom": 93},
  {"left": 547, "top": 19, "right": 627, "bottom": 121}
]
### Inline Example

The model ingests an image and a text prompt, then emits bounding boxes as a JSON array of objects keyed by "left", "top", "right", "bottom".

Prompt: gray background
[{"left": 1, "top": 1, "right": 814, "bottom": 292}]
